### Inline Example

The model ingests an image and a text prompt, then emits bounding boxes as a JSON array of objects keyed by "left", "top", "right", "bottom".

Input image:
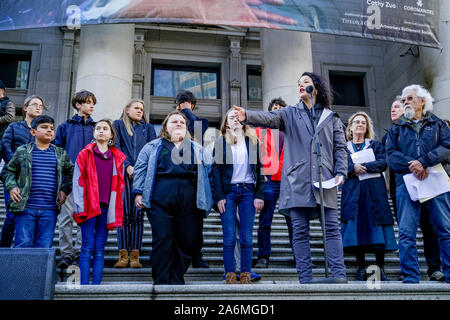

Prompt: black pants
[{"left": 148, "top": 177, "right": 202, "bottom": 284}]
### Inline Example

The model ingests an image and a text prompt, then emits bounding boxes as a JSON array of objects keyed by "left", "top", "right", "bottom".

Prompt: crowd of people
[{"left": 0, "top": 72, "right": 448, "bottom": 286}]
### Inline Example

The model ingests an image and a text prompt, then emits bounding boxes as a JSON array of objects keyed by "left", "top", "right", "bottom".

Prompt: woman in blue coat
[
  {"left": 0, "top": 95, "right": 45, "bottom": 247},
  {"left": 112, "top": 99, "right": 156, "bottom": 268},
  {"left": 340, "top": 111, "right": 397, "bottom": 281}
]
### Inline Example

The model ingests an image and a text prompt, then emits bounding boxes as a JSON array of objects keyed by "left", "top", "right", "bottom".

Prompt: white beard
[{"left": 403, "top": 107, "right": 415, "bottom": 120}]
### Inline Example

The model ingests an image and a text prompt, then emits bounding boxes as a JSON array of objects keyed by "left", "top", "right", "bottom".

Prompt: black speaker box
[{"left": 0, "top": 248, "right": 57, "bottom": 300}]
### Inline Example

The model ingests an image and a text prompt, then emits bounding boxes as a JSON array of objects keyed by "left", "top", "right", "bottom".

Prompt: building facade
[{"left": 1, "top": 1, "right": 448, "bottom": 139}]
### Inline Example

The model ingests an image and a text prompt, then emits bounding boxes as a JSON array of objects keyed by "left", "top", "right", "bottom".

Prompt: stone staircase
[{"left": 1, "top": 185, "right": 449, "bottom": 300}]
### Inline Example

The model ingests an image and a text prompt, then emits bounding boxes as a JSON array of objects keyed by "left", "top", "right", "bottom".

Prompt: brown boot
[
  {"left": 225, "top": 272, "right": 238, "bottom": 284},
  {"left": 113, "top": 249, "right": 129, "bottom": 268},
  {"left": 129, "top": 249, "right": 143, "bottom": 268},
  {"left": 240, "top": 272, "right": 251, "bottom": 284}
]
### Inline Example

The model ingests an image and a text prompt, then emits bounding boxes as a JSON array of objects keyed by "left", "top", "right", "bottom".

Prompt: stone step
[
  {"left": 56, "top": 266, "right": 429, "bottom": 283},
  {"left": 54, "top": 282, "right": 450, "bottom": 300}
]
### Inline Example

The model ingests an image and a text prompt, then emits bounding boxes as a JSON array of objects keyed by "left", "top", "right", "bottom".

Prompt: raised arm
[{"left": 234, "top": 105, "right": 285, "bottom": 130}]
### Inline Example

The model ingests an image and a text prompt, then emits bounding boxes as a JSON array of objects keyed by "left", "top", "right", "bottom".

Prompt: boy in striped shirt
[{"left": 1, "top": 115, "right": 74, "bottom": 248}]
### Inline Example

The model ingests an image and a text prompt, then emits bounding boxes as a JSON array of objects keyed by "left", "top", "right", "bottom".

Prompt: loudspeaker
[{"left": 0, "top": 248, "right": 57, "bottom": 300}]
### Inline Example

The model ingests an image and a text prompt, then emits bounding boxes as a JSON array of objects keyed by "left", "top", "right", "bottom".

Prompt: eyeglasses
[
  {"left": 400, "top": 96, "right": 418, "bottom": 105},
  {"left": 28, "top": 103, "right": 44, "bottom": 109}
]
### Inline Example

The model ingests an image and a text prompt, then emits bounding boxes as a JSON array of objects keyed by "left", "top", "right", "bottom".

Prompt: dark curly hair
[{"left": 301, "top": 72, "right": 333, "bottom": 108}]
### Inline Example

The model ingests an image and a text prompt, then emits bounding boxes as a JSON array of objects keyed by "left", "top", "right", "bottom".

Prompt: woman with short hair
[{"left": 133, "top": 111, "right": 213, "bottom": 284}]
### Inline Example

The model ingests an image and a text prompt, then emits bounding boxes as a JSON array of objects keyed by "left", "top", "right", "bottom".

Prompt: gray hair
[{"left": 401, "top": 85, "right": 434, "bottom": 115}]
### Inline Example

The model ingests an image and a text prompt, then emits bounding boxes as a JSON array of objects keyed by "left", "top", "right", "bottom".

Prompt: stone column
[
  {"left": 133, "top": 29, "right": 146, "bottom": 100},
  {"left": 76, "top": 24, "right": 134, "bottom": 121},
  {"left": 56, "top": 28, "right": 76, "bottom": 125},
  {"left": 261, "top": 29, "right": 313, "bottom": 109},
  {"left": 229, "top": 37, "right": 242, "bottom": 109},
  {"left": 421, "top": 0, "right": 450, "bottom": 120}
]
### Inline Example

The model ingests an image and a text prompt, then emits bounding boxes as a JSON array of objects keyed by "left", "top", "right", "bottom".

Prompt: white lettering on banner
[
  {"left": 66, "top": 5, "right": 81, "bottom": 30},
  {"left": 404, "top": 5, "right": 434, "bottom": 16},
  {"left": 367, "top": 5, "right": 381, "bottom": 30},
  {"left": 367, "top": 0, "right": 384, "bottom": 9}
]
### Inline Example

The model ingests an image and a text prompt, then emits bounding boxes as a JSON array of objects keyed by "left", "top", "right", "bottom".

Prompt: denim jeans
[
  {"left": 0, "top": 188, "right": 15, "bottom": 247},
  {"left": 396, "top": 184, "right": 450, "bottom": 283},
  {"left": 290, "top": 206, "right": 346, "bottom": 283},
  {"left": 14, "top": 207, "right": 58, "bottom": 248},
  {"left": 79, "top": 205, "right": 109, "bottom": 285},
  {"left": 257, "top": 179, "right": 280, "bottom": 259},
  {"left": 221, "top": 183, "right": 256, "bottom": 273}
]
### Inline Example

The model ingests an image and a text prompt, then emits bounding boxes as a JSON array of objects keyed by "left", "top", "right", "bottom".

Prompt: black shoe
[
  {"left": 379, "top": 268, "right": 390, "bottom": 281},
  {"left": 355, "top": 267, "right": 367, "bottom": 281},
  {"left": 254, "top": 258, "right": 269, "bottom": 269},
  {"left": 57, "top": 256, "right": 73, "bottom": 269},
  {"left": 71, "top": 252, "right": 80, "bottom": 266},
  {"left": 192, "top": 259, "right": 209, "bottom": 268},
  {"left": 429, "top": 271, "right": 445, "bottom": 282}
]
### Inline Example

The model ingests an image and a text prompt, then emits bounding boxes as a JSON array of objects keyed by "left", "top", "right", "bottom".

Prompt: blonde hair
[
  {"left": 158, "top": 111, "right": 191, "bottom": 142},
  {"left": 220, "top": 108, "right": 258, "bottom": 145},
  {"left": 120, "top": 99, "right": 148, "bottom": 136},
  {"left": 346, "top": 111, "right": 375, "bottom": 141}
]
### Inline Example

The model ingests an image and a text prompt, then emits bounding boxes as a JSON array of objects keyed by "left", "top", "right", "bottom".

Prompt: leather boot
[
  {"left": 225, "top": 272, "right": 238, "bottom": 284},
  {"left": 113, "top": 249, "right": 129, "bottom": 268},
  {"left": 240, "top": 272, "right": 251, "bottom": 284},
  {"left": 129, "top": 249, "right": 143, "bottom": 268}
]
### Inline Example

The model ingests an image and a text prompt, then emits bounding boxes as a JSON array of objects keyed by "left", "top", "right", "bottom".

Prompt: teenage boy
[
  {"left": 175, "top": 90, "right": 209, "bottom": 268},
  {"left": 0, "top": 115, "right": 74, "bottom": 248},
  {"left": 54, "top": 90, "right": 96, "bottom": 268}
]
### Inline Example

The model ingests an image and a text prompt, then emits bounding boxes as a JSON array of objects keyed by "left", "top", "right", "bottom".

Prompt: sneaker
[
  {"left": 429, "top": 271, "right": 445, "bottom": 282},
  {"left": 56, "top": 256, "right": 73, "bottom": 269},
  {"left": 250, "top": 271, "right": 261, "bottom": 282},
  {"left": 254, "top": 258, "right": 269, "bottom": 269}
]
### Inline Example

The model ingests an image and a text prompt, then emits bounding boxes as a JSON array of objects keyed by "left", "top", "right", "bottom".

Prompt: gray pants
[{"left": 57, "top": 193, "right": 82, "bottom": 258}]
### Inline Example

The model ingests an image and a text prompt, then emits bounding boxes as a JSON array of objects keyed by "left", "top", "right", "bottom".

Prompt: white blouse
[{"left": 230, "top": 139, "right": 255, "bottom": 184}]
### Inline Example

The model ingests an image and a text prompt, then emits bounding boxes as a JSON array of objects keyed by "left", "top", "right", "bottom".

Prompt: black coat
[
  {"left": 113, "top": 119, "right": 157, "bottom": 169},
  {"left": 210, "top": 135, "right": 265, "bottom": 205},
  {"left": 341, "top": 139, "right": 394, "bottom": 225}
]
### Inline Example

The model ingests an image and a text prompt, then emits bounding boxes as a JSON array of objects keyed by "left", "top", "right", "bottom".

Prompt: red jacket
[
  {"left": 72, "top": 143, "right": 126, "bottom": 230},
  {"left": 255, "top": 127, "right": 284, "bottom": 181}
]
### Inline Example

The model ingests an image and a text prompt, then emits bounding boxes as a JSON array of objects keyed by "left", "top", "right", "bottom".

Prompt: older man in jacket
[{"left": 386, "top": 84, "right": 450, "bottom": 283}]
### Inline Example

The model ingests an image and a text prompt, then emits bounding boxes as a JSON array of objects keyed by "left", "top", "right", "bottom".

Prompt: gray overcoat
[{"left": 245, "top": 102, "right": 348, "bottom": 214}]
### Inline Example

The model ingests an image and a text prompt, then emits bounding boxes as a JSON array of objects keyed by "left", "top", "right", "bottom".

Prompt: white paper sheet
[
  {"left": 350, "top": 148, "right": 381, "bottom": 181},
  {"left": 403, "top": 163, "right": 450, "bottom": 202},
  {"left": 313, "top": 176, "right": 343, "bottom": 189}
]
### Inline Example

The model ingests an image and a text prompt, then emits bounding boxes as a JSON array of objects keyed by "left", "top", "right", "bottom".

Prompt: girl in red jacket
[{"left": 73, "top": 119, "right": 126, "bottom": 285}]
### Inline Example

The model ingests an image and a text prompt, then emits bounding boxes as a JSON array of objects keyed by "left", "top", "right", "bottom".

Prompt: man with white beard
[{"left": 386, "top": 84, "right": 450, "bottom": 283}]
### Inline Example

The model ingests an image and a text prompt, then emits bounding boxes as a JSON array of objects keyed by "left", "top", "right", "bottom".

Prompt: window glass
[
  {"left": 0, "top": 50, "right": 31, "bottom": 89},
  {"left": 152, "top": 65, "right": 219, "bottom": 99}
]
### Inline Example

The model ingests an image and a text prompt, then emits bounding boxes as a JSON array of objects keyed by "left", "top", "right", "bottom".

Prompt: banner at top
[{"left": 0, "top": 0, "right": 441, "bottom": 48}]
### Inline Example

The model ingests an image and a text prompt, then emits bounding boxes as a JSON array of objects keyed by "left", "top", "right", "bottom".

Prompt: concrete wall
[{"left": 0, "top": 27, "right": 64, "bottom": 122}]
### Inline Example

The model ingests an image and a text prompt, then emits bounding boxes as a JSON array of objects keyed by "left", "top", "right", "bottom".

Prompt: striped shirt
[{"left": 27, "top": 145, "right": 58, "bottom": 210}]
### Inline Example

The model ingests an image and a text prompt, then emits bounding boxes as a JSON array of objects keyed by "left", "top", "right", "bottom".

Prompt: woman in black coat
[
  {"left": 112, "top": 99, "right": 156, "bottom": 268},
  {"left": 340, "top": 111, "right": 397, "bottom": 281}
]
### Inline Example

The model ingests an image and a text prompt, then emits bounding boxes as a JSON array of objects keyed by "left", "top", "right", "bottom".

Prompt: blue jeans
[
  {"left": 79, "top": 205, "right": 109, "bottom": 285},
  {"left": 290, "top": 206, "right": 346, "bottom": 283},
  {"left": 396, "top": 184, "right": 450, "bottom": 283},
  {"left": 0, "top": 188, "right": 15, "bottom": 247},
  {"left": 14, "top": 207, "right": 57, "bottom": 248},
  {"left": 221, "top": 183, "right": 255, "bottom": 273},
  {"left": 257, "top": 179, "right": 280, "bottom": 259}
]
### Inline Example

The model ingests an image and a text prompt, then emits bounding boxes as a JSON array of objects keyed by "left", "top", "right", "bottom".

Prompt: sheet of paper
[
  {"left": 313, "top": 176, "right": 343, "bottom": 189},
  {"left": 403, "top": 164, "right": 450, "bottom": 202},
  {"left": 350, "top": 148, "right": 376, "bottom": 164}
]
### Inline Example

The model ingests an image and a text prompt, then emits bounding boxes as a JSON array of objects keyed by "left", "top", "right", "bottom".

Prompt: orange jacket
[{"left": 72, "top": 143, "right": 126, "bottom": 230}]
